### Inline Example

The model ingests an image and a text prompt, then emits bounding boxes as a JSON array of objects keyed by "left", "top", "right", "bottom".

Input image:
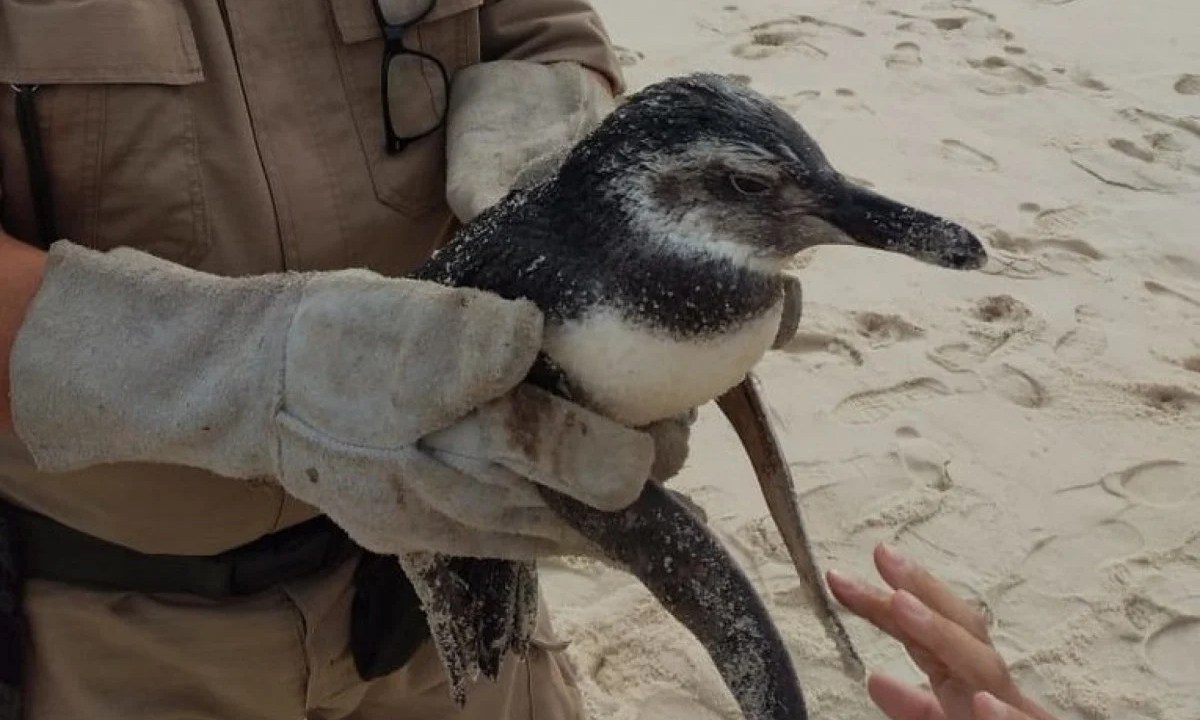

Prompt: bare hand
[{"left": 828, "top": 544, "right": 1059, "bottom": 720}]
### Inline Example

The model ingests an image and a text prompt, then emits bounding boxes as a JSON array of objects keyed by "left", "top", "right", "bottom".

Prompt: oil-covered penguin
[{"left": 406, "top": 73, "right": 988, "bottom": 719}]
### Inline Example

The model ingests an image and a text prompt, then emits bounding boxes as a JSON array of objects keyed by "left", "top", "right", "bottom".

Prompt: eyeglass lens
[{"left": 386, "top": 52, "right": 448, "bottom": 140}]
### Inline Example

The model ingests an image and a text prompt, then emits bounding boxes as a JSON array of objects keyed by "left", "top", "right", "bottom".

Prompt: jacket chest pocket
[
  {"left": 329, "top": 0, "right": 483, "bottom": 217},
  {"left": 0, "top": 0, "right": 208, "bottom": 264}
]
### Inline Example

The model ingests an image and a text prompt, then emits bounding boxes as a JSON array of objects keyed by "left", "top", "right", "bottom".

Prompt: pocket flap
[
  {"left": 0, "top": 0, "right": 204, "bottom": 85},
  {"left": 330, "top": 0, "right": 484, "bottom": 44}
]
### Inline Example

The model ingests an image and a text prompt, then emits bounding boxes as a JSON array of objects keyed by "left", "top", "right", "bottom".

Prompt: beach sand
[{"left": 540, "top": 1, "right": 1200, "bottom": 718}]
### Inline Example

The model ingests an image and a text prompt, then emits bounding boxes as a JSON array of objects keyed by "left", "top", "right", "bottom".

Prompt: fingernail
[
  {"left": 827, "top": 570, "right": 867, "bottom": 596},
  {"left": 879, "top": 544, "right": 911, "bottom": 573},
  {"left": 894, "top": 590, "right": 931, "bottom": 629},
  {"left": 976, "top": 692, "right": 1010, "bottom": 720}
]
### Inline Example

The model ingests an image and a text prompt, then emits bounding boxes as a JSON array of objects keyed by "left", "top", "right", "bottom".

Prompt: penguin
[{"left": 406, "top": 73, "right": 988, "bottom": 720}]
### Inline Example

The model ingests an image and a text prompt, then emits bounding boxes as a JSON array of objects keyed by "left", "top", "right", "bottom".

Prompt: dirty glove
[
  {"left": 445, "top": 60, "right": 616, "bottom": 223},
  {"left": 11, "top": 241, "right": 654, "bottom": 559}
]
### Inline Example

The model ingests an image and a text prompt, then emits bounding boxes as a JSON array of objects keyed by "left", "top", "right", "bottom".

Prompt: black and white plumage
[{"left": 407, "top": 73, "right": 987, "bottom": 719}]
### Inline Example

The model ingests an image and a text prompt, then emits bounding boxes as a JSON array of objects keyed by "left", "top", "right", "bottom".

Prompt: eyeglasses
[{"left": 373, "top": 0, "right": 450, "bottom": 155}]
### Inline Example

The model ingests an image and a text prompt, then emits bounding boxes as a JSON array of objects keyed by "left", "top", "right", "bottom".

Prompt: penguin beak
[{"left": 824, "top": 183, "right": 988, "bottom": 270}]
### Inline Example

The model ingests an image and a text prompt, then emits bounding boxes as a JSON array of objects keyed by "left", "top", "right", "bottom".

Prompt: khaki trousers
[{"left": 21, "top": 554, "right": 583, "bottom": 719}]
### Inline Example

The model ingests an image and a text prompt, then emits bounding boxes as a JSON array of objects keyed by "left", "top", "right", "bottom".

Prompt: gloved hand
[
  {"left": 10, "top": 241, "right": 655, "bottom": 560},
  {"left": 445, "top": 60, "right": 617, "bottom": 223}
]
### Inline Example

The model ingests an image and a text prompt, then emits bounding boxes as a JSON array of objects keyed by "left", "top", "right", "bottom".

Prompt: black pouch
[
  {"left": 350, "top": 552, "right": 431, "bottom": 680},
  {"left": 0, "top": 506, "right": 24, "bottom": 720}
]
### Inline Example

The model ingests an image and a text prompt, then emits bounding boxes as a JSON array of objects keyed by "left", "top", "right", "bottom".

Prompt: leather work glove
[
  {"left": 10, "top": 242, "right": 655, "bottom": 560},
  {"left": 445, "top": 60, "right": 617, "bottom": 223}
]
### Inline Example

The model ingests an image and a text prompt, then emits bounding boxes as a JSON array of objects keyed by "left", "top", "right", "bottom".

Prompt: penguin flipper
[{"left": 717, "top": 374, "right": 863, "bottom": 681}]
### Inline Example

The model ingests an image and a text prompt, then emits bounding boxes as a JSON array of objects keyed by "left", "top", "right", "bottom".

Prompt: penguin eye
[{"left": 729, "top": 174, "right": 774, "bottom": 196}]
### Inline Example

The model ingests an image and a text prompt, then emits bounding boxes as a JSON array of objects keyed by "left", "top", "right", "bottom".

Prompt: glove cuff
[{"left": 10, "top": 241, "right": 303, "bottom": 476}]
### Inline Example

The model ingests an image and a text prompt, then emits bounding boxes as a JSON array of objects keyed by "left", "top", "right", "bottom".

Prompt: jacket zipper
[{"left": 10, "top": 84, "right": 58, "bottom": 250}]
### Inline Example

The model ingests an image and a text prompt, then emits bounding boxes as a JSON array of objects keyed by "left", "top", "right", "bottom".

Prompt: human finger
[
  {"left": 827, "top": 570, "right": 949, "bottom": 679},
  {"left": 866, "top": 673, "right": 947, "bottom": 720},
  {"left": 875, "top": 544, "right": 992, "bottom": 643},
  {"left": 891, "top": 590, "right": 1017, "bottom": 697},
  {"left": 827, "top": 569, "right": 904, "bottom": 639},
  {"left": 975, "top": 692, "right": 1042, "bottom": 720}
]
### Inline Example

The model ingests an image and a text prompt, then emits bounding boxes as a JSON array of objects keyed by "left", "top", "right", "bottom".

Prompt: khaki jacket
[{"left": 0, "top": 0, "right": 623, "bottom": 554}]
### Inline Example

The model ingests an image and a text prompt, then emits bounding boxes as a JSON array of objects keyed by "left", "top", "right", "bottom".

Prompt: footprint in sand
[
  {"left": 1175, "top": 74, "right": 1200, "bottom": 96},
  {"left": 940, "top": 139, "right": 999, "bottom": 171},
  {"left": 732, "top": 24, "right": 826, "bottom": 60},
  {"left": 1021, "top": 521, "right": 1145, "bottom": 596},
  {"left": 885, "top": 42, "right": 923, "bottom": 70},
  {"left": 1121, "top": 108, "right": 1200, "bottom": 143},
  {"left": 985, "top": 226, "right": 1104, "bottom": 280},
  {"left": 833, "top": 378, "right": 952, "bottom": 425},
  {"left": 1055, "top": 305, "right": 1109, "bottom": 364},
  {"left": 1146, "top": 562, "right": 1200, "bottom": 615},
  {"left": 853, "top": 311, "right": 925, "bottom": 347},
  {"left": 972, "top": 294, "right": 1032, "bottom": 324},
  {"left": 1130, "top": 383, "right": 1200, "bottom": 416},
  {"left": 1181, "top": 356, "right": 1200, "bottom": 374},
  {"left": 994, "top": 231, "right": 1104, "bottom": 261},
  {"left": 1146, "top": 618, "right": 1200, "bottom": 684},
  {"left": 796, "top": 453, "right": 917, "bottom": 532},
  {"left": 1145, "top": 131, "right": 1187, "bottom": 153},
  {"left": 984, "top": 364, "right": 1048, "bottom": 409},
  {"left": 781, "top": 331, "right": 864, "bottom": 366},
  {"left": 928, "top": 295, "right": 1040, "bottom": 370},
  {"left": 1033, "top": 205, "right": 1090, "bottom": 236},
  {"left": 1072, "top": 109, "right": 1200, "bottom": 192},
  {"left": 732, "top": 15, "right": 863, "bottom": 61},
  {"left": 968, "top": 56, "right": 1047, "bottom": 95},
  {"left": 1101, "top": 460, "right": 1199, "bottom": 507},
  {"left": 895, "top": 427, "right": 953, "bottom": 491},
  {"left": 926, "top": 342, "right": 990, "bottom": 373}
]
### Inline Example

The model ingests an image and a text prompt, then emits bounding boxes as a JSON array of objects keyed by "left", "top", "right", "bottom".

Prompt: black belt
[
  {"left": 0, "top": 503, "right": 430, "bottom": 698},
  {"left": 11, "top": 508, "right": 355, "bottom": 599}
]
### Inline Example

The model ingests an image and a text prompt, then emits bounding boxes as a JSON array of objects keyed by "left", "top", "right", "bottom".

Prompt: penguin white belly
[{"left": 544, "top": 301, "right": 784, "bottom": 427}]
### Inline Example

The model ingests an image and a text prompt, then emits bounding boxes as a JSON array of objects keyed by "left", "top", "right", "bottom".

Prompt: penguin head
[{"left": 555, "top": 73, "right": 987, "bottom": 274}]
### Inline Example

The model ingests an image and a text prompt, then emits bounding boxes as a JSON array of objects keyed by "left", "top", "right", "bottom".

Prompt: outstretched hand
[{"left": 828, "top": 544, "right": 1059, "bottom": 720}]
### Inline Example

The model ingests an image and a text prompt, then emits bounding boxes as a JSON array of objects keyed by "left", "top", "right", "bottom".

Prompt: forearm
[{"left": 0, "top": 230, "right": 46, "bottom": 433}]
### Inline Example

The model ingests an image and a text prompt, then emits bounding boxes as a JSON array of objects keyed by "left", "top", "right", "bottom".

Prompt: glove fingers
[
  {"left": 639, "top": 410, "right": 695, "bottom": 483},
  {"left": 408, "top": 452, "right": 596, "bottom": 553},
  {"left": 423, "top": 384, "right": 654, "bottom": 512},
  {"left": 355, "top": 473, "right": 568, "bottom": 560}
]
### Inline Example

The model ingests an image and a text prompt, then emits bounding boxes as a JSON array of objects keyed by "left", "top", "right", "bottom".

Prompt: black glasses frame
[{"left": 373, "top": 0, "right": 450, "bottom": 155}]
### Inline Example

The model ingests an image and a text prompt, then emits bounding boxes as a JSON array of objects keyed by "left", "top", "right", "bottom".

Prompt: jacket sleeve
[{"left": 479, "top": 0, "right": 626, "bottom": 94}]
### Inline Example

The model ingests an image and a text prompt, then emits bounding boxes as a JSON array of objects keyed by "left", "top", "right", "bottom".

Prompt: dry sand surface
[{"left": 539, "top": 1, "right": 1200, "bottom": 718}]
